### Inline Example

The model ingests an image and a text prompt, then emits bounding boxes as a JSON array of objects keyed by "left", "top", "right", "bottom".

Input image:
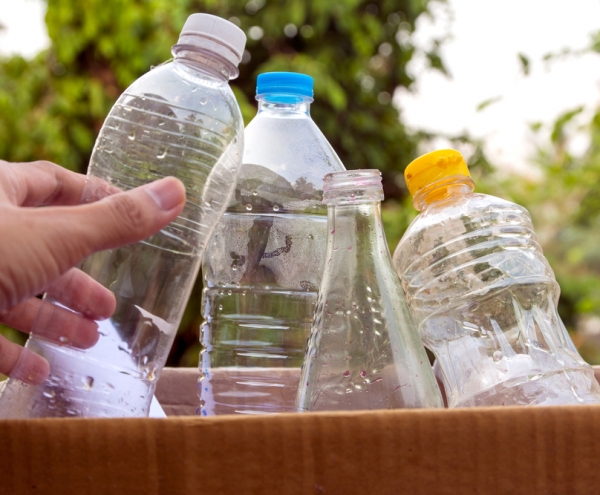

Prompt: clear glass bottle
[
  {"left": 296, "top": 170, "right": 443, "bottom": 412},
  {"left": 0, "top": 14, "right": 246, "bottom": 418},
  {"left": 393, "top": 149, "right": 600, "bottom": 407},
  {"left": 200, "top": 73, "right": 346, "bottom": 415}
]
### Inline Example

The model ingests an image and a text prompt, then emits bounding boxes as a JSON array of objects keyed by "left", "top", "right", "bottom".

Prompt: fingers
[
  {"left": 0, "top": 177, "right": 186, "bottom": 310},
  {"left": 47, "top": 268, "right": 116, "bottom": 320},
  {"left": 0, "top": 297, "right": 100, "bottom": 349},
  {"left": 0, "top": 336, "right": 49, "bottom": 385},
  {"left": 0, "top": 160, "right": 88, "bottom": 207}
]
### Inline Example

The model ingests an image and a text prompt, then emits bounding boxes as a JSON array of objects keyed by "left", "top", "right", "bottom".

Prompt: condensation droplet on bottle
[
  {"left": 252, "top": 191, "right": 257, "bottom": 196},
  {"left": 493, "top": 350, "right": 503, "bottom": 362},
  {"left": 331, "top": 229, "right": 335, "bottom": 234},
  {"left": 347, "top": 246, "right": 353, "bottom": 251},
  {"left": 232, "top": 265, "right": 237, "bottom": 271},
  {"left": 128, "top": 131, "right": 135, "bottom": 141},
  {"left": 245, "top": 204, "right": 253, "bottom": 211},
  {"left": 82, "top": 376, "right": 94, "bottom": 391},
  {"left": 273, "top": 205, "right": 280, "bottom": 212},
  {"left": 199, "top": 95, "right": 207, "bottom": 103},
  {"left": 343, "top": 370, "right": 351, "bottom": 377},
  {"left": 42, "top": 390, "right": 56, "bottom": 399},
  {"left": 227, "top": 290, "right": 232, "bottom": 296},
  {"left": 360, "top": 370, "right": 367, "bottom": 378},
  {"left": 218, "top": 304, "right": 223, "bottom": 311},
  {"left": 158, "top": 121, "right": 165, "bottom": 126},
  {"left": 142, "top": 355, "right": 148, "bottom": 365},
  {"left": 59, "top": 336, "right": 68, "bottom": 344},
  {"left": 157, "top": 149, "right": 167, "bottom": 159},
  {"left": 192, "top": 87, "right": 199, "bottom": 93},
  {"left": 145, "top": 367, "right": 156, "bottom": 382}
]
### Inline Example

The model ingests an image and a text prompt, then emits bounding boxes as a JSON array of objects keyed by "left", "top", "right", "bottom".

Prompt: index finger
[{"left": 0, "top": 160, "right": 88, "bottom": 207}]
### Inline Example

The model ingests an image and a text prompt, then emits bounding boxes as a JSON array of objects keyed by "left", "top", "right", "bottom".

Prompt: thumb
[{"left": 43, "top": 176, "right": 187, "bottom": 262}]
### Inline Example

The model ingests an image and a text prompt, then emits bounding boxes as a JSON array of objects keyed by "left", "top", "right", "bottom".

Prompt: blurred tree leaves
[{"left": 0, "top": 0, "right": 447, "bottom": 365}]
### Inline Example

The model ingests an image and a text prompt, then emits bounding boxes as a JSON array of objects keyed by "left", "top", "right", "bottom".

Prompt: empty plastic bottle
[
  {"left": 0, "top": 14, "right": 246, "bottom": 418},
  {"left": 393, "top": 149, "right": 600, "bottom": 407},
  {"left": 296, "top": 170, "right": 443, "bottom": 412},
  {"left": 200, "top": 72, "right": 346, "bottom": 415}
]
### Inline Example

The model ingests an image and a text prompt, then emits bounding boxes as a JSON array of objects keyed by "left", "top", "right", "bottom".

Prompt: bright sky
[
  {"left": 1, "top": 0, "right": 599, "bottom": 176},
  {"left": 397, "top": 0, "right": 600, "bottom": 177}
]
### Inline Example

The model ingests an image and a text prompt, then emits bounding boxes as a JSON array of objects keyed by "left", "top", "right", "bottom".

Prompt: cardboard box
[{"left": 1, "top": 368, "right": 600, "bottom": 495}]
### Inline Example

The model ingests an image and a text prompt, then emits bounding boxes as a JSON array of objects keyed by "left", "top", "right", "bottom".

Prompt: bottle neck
[
  {"left": 412, "top": 175, "right": 475, "bottom": 212},
  {"left": 256, "top": 97, "right": 312, "bottom": 116},
  {"left": 326, "top": 201, "right": 389, "bottom": 264},
  {"left": 171, "top": 45, "right": 237, "bottom": 81}
]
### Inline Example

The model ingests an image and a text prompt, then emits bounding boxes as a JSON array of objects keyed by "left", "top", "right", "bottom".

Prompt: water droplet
[
  {"left": 59, "top": 336, "right": 68, "bottom": 344},
  {"left": 347, "top": 246, "right": 353, "bottom": 251},
  {"left": 331, "top": 229, "right": 335, "bottom": 234},
  {"left": 343, "top": 370, "right": 350, "bottom": 377},
  {"left": 192, "top": 87, "right": 199, "bottom": 93},
  {"left": 218, "top": 304, "right": 223, "bottom": 311},
  {"left": 252, "top": 191, "right": 257, "bottom": 196},
  {"left": 232, "top": 266, "right": 237, "bottom": 271},
  {"left": 81, "top": 376, "right": 94, "bottom": 391},
  {"left": 245, "top": 204, "right": 252, "bottom": 211},
  {"left": 199, "top": 95, "right": 207, "bottom": 103},
  {"left": 272, "top": 205, "right": 280, "bottom": 212},
  {"left": 42, "top": 390, "right": 56, "bottom": 399},
  {"left": 142, "top": 355, "right": 148, "bottom": 365},
  {"left": 124, "top": 106, "right": 132, "bottom": 112},
  {"left": 227, "top": 290, "right": 232, "bottom": 296},
  {"left": 308, "top": 234, "right": 314, "bottom": 240},
  {"left": 157, "top": 149, "right": 167, "bottom": 159},
  {"left": 493, "top": 350, "right": 503, "bottom": 362},
  {"left": 158, "top": 121, "right": 165, "bottom": 126},
  {"left": 128, "top": 131, "right": 135, "bottom": 141},
  {"left": 146, "top": 367, "right": 156, "bottom": 381},
  {"left": 360, "top": 371, "right": 367, "bottom": 378}
]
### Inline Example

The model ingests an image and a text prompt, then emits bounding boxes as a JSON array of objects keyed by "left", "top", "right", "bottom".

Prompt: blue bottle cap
[{"left": 256, "top": 72, "right": 314, "bottom": 102}]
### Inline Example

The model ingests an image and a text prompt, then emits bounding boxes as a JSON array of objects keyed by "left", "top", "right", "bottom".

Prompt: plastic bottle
[
  {"left": 0, "top": 14, "right": 246, "bottom": 418},
  {"left": 393, "top": 149, "right": 600, "bottom": 407},
  {"left": 200, "top": 72, "right": 346, "bottom": 415},
  {"left": 296, "top": 170, "right": 443, "bottom": 412}
]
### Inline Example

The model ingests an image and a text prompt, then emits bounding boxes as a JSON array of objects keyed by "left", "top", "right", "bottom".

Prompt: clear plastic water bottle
[
  {"left": 393, "top": 149, "right": 600, "bottom": 407},
  {"left": 296, "top": 170, "right": 443, "bottom": 412},
  {"left": 200, "top": 72, "right": 346, "bottom": 415},
  {"left": 0, "top": 14, "right": 246, "bottom": 418}
]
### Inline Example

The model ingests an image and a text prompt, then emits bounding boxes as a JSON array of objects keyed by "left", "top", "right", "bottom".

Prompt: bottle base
[{"left": 452, "top": 367, "right": 600, "bottom": 408}]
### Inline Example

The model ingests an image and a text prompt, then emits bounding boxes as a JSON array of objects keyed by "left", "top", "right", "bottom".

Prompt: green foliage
[{"left": 0, "top": 0, "right": 445, "bottom": 365}]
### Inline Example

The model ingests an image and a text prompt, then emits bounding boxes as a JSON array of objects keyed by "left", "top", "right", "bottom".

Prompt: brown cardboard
[{"left": 0, "top": 368, "right": 599, "bottom": 495}]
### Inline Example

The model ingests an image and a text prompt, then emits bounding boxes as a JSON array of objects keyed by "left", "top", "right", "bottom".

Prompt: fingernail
[{"left": 145, "top": 178, "right": 185, "bottom": 211}]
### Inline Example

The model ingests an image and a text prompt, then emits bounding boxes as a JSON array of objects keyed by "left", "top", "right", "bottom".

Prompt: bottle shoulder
[
  {"left": 399, "top": 193, "right": 532, "bottom": 245},
  {"left": 115, "top": 61, "right": 244, "bottom": 134}
]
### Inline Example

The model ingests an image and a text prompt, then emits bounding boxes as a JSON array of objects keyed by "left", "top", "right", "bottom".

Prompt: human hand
[{"left": 0, "top": 160, "right": 186, "bottom": 385}]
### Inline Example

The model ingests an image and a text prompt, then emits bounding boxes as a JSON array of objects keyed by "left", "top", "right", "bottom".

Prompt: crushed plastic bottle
[
  {"left": 200, "top": 72, "right": 346, "bottom": 415},
  {"left": 296, "top": 170, "right": 443, "bottom": 412},
  {"left": 393, "top": 149, "right": 600, "bottom": 407},
  {"left": 0, "top": 14, "right": 246, "bottom": 418}
]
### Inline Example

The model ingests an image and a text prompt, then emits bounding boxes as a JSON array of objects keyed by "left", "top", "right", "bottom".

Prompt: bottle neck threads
[
  {"left": 171, "top": 46, "right": 238, "bottom": 80},
  {"left": 323, "top": 170, "right": 384, "bottom": 206},
  {"left": 412, "top": 175, "right": 474, "bottom": 211}
]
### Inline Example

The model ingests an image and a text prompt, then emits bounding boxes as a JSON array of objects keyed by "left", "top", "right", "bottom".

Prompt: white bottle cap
[{"left": 176, "top": 14, "right": 246, "bottom": 69}]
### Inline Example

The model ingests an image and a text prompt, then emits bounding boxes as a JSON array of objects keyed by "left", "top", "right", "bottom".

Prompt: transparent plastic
[
  {"left": 296, "top": 170, "right": 443, "bottom": 412},
  {"left": 393, "top": 176, "right": 600, "bottom": 407},
  {"left": 0, "top": 44, "right": 244, "bottom": 418},
  {"left": 200, "top": 94, "right": 346, "bottom": 415}
]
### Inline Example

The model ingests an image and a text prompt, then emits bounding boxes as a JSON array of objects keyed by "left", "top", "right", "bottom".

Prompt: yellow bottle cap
[{"left": 404, "top": 149, "right": 470, "bottom": 197}]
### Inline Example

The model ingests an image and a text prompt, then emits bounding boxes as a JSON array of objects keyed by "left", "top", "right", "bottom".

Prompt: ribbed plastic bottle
[
  {"left": 393, "top": 149, "right": 600, "bottom": 407},
  {"left": 0, "top": 14, "right": 246, "bottom": 418},
  {"left": 200, "top": 72, "right": 346, "bottom": 415},
  {"left": 296, "top": 170, "right": 443, "bottom": 412}
]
